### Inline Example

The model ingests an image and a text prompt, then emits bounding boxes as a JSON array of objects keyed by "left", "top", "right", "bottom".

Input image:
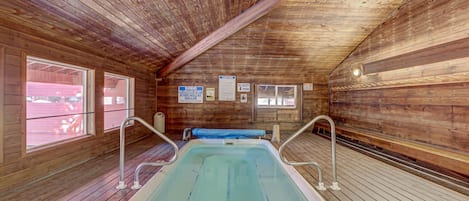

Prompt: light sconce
[{"left": 352, "top": 67, "right": 362, "bottom": 77}]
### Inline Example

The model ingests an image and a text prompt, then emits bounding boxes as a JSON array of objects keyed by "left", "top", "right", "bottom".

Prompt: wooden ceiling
[
  {"left": 0, "top": 0, "right": 259, "bottom": 71},
  {"left": 176, "top": 0, "right": 404, "bottom": 78},
  {"left": 0, "top": 0, "right": 403, "bottom": 77}
]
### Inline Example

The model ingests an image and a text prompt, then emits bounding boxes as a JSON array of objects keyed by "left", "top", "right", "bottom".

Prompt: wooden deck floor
[
  {"left": 0, "top": 134, "right": 467, "bottom": 201},
  {"left": 275, "top": 134, "right": 468, "bottom": 201}
]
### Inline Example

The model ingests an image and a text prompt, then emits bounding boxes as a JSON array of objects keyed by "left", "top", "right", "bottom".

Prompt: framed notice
[
  {"left": 218, "top": 75, "right": 236, "bottom": 101},
  {"left": 303, "top": 83, "right": 313, "bottom": 91},
  {"left": 206, "top": 88, "right": 215, "bottom": 101},
  {"left": 178, "top": 86, "right": 203, "bottom": 103},
  {"left": 237, "top": 83, "right": 250, "bottom": 92},
  {"left": 240, "top": 94, "right": 247, "bottom": 103}
]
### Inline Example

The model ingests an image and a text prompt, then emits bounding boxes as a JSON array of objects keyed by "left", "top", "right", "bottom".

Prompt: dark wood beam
[
  {"left": 363, "top": 37, "right": 469, "bottom": 74},
  {"left": 157, "top": 0, "right": 280, "bottom": 78}
]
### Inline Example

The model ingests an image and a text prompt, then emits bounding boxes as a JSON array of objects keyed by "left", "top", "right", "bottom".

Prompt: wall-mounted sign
[
  {"left": 219, "top": 75, "right": 236, "bottom": 101},
  {"left": 237, "top": 83, "right": 250, "bottom": 92},
  {"left": 303, "top": 83, "right": 313, "bottom": 91},
  {"left": 178, "top": 86, "right": 203, "bottom": 103},
  {"left": 206, "top": 88, "right": 215, "bottom": 101},
  {"left": 240, "top": 94, "right": 247, "bottom": 103}
]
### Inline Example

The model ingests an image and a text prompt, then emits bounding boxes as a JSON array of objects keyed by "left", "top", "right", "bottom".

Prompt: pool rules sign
[
  {"left": 218, "top": 75, "right": 236, "bottom": 101},
  {"left": 178, "top": 86, "right": 204, "bottom": 103}
]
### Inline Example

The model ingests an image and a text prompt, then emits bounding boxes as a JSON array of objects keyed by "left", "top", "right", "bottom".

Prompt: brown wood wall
[
  {"left": 0, "top": 26, "right": 156, "bottom": 193},
  {"left": 157, "top": 67, "right": 329, "bottom": 135},
  {"left": 330, "top": 0, "right": 469, "bottom": 154}
]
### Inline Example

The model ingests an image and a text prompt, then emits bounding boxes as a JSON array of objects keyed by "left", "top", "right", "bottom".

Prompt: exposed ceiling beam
[
  {"left": 363, "top": 36, "right": 469, "bottom": 74},
  {"left": 157, "top": 0, "right": 281, "bottom": 78}
]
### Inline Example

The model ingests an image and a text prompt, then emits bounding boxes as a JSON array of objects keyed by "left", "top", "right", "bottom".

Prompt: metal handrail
[
  {"left": 279, "top": 115, "right": 340, "bottom": 190},
  {"left": 116, "top": 116, "right": 179, "bottom": 190}
]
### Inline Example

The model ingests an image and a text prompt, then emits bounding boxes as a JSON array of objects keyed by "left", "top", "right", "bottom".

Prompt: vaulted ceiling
[
  {"left": 178, "top": 0, "right": 404, "bottom": 78},
  {"left": 0, "top": 0, "right": 259, "bottom": 71},
  {"left": 0, "top": 0, "right": 403, "bottom": 77}
]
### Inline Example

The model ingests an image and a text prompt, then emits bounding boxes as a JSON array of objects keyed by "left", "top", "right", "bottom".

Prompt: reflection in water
[{"left": 148, "top": 145, "right": 308, "bottom": 201}]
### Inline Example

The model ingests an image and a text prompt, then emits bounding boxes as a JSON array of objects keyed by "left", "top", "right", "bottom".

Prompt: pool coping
[{"left": 129, "top": 139, "right": 325, "bottom": 201}]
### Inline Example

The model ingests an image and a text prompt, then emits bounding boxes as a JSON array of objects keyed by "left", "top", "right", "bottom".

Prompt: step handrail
[
  {"left": 116, "top": 116, "right": 179, "bottom": 190},
  {"left": 278, "top": 115, "right": 340, "bottom": 190}
]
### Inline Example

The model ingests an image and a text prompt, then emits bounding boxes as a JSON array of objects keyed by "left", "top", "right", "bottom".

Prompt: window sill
[
  {"left": 24, "top": 134, "right": 95, "bottom": 157},
  {"left": 104, "top": 124, "right": 134, "bottom": 134},
  {"left": 249, "top": 120, "right": 304, "bottom": 124},
  {"left": 256, "top": 107, "right": 297, "bottom": 109}
]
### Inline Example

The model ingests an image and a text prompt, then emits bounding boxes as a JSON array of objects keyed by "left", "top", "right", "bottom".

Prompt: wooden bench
[{"left": 314, "top": 123, "right": 469, "bottom": 177}]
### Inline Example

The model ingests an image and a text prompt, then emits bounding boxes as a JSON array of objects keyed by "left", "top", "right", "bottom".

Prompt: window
[
  {"left": 26, "top": 56, "right": 94, "bottom": 150},
  {"left": 256, "top": 85, "right": 297, "bottom": 108},
  {"left": 104, "top": 73, "right": 134, "bottom": 130}
]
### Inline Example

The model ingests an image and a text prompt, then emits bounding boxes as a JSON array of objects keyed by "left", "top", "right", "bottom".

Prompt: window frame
[
  {"left": 256, "top": 84, "right": 297, "bottom": 109},
  {"left": 24, "top": 56, "right": 95, "bottom": 153},
  {"left": 103, "top": 72, "right": 135, "bottom": 131}
]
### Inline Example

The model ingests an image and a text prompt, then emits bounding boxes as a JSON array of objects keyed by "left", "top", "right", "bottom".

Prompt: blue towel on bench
[{"left": 192, "top": 128, "right": 266, "bottom": 139}]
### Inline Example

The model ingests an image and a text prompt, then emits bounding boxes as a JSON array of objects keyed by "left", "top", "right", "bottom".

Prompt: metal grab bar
[
  {"left": 279, "top": 115, "right": 340, "bottom": 190},
  {"left": 116, "top": 116, "right": 179, "bottom": 190}
]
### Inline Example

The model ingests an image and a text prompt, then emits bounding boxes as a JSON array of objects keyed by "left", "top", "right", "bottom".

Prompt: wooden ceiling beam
[
  {"left": 363, "top": 37, "right": 469, "bottom": 74},
  {"left": 157, "top": 0, "right": 280, "bottom": 78}
]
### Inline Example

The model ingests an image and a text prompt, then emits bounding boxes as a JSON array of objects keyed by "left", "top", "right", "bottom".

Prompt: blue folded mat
[{"left": 191, "top": 128, "right": 266, "bottom": 139}]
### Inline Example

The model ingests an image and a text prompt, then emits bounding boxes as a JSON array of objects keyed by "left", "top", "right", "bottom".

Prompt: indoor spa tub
[{"left": 130, "top": 139, "right": 324, "bottom": 201}]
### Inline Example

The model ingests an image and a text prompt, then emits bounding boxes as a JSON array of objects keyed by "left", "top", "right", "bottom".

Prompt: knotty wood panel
[
  {"left": 329, "top": 0, "right": 469, "bottom": 170},
  {"left": 0, "top": 26, "right": 156, "bottom": 192}
]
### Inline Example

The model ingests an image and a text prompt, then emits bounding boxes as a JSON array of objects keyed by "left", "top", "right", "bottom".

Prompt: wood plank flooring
[
  {"left": 275, "top": 134, "right": 468, "bottom": 201},
  {"left": 0, "top": 134, "right": 467, "bottom": 201}
]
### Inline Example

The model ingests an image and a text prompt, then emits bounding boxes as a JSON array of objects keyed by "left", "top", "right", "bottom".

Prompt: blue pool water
[{"left": 146, "top": 144, "right": 309, "bottom": 201}]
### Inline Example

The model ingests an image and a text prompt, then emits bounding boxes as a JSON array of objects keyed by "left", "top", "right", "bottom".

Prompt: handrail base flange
[
  {"left": 116, "top": 181, "right": 127, "bottom": 190},
  {"left": 317, "top": 182, "right": 327, "bottom": 191},
  {"left": 131, "top": 181, "right": 142, "bottom": 190},
  {"left": 330, "top": 182, "right": 341, "bottom": 190}
]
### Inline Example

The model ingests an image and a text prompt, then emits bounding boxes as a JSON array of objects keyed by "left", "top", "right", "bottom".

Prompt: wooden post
[{"left": 0, "top": 46, "right": 4, "bottom": 163}]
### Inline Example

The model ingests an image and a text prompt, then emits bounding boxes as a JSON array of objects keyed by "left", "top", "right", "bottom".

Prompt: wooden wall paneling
[
  {"left": 20, "top": 51, "right": 26, "bottom": 157},
  {"left": 0, "top": 27, "right": 156, "bottom": 193},
  {"left": 331, "top": 84, "right": 469, "bottom": 152},
  {"left": 2, "top": 47, "right": 22, "bottom": 163},
  {"left": 158, "top": 70, "right": 329, "bottom": 135},
  {"left": 94, "top": 69, "right": 104, "bottom": 137},
  {"left": 329, "top": 0, "right": 469, "bottom": 175},
  {"left": 0, "top": 46, "right": 4, "bottom": 163}
]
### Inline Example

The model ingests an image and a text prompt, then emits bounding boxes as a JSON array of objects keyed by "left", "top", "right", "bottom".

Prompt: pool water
[{"left": 146, "top": 144, "right": 308, "bottom": 201}]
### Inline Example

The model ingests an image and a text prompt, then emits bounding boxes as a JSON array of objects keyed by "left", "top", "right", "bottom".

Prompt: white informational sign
[
  {"left": 206, "top": 88, "right": 215, "bottom": 101},
  {"left": 303, "top": 83, "right": 313, "bottom": 91},
  {"left": 178, "top": 86, "right": 203, "bottom": 103},
  {"left": 240, "top": 94, "right": 247, "bottom": 103},
  {"left": 218, "top": 75, "right": 236, "bottom": 101},
  {"left": 237, "top": 83, "right": 250, "bottom": 92}
]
